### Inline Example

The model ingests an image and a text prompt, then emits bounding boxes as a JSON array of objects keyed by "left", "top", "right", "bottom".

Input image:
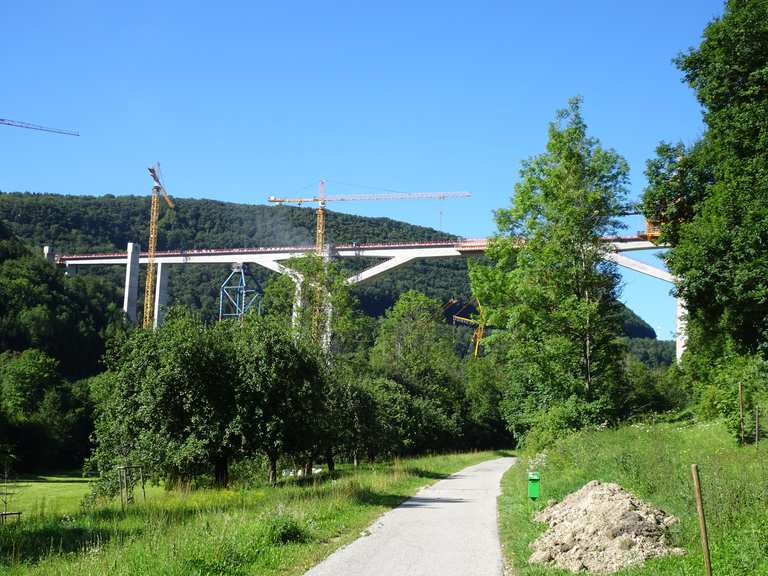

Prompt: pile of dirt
[{"left": 529, "top": 480, "right": 684, "bottom": 573}]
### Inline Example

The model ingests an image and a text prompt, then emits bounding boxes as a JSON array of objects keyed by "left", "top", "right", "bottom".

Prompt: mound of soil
[{"left": 529, "top": 480, "right": 684, "bottom": 573}]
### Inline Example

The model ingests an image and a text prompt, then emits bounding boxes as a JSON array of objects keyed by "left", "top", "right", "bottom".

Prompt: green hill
[{"left": 0, "top": 191, "right": 659, "bottom": 340}]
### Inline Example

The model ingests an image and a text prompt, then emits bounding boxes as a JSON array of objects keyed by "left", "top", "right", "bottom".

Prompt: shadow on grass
[
  {"left": 17, "top": 475, "right": 93, "bottom": 484},
  {"left": 0, "top": 497, "right": 257, "bottom": 566},
  {"left": 402, "top": 468, "right": 452, "bottom": 480},
  {"left": 351, "top": 487, "right": 409, "bottom": 508},
  {"left": 493, "top": 449, "right": 516, "bottom": 458},
  {"left": 0, "top": 521, "right": 134, "bottom": 565}
]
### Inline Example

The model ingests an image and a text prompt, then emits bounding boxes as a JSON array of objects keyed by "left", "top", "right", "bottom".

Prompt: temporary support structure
[{"left": 219, "top": 263, "right": 261, "bottom": 320}]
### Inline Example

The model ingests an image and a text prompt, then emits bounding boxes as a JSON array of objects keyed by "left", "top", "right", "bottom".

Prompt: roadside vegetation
[
  {"left": 485, "top": 3, "right": 767, "bottom": 573},
  {"left": 0, "top": 451, "right": 500, "bottom": 575},
  {"left": 499, "top": 421, "right": 767, "bottom": 575},
  {"left": 639, "top": 0, "right": 768, "bottom": 446}
]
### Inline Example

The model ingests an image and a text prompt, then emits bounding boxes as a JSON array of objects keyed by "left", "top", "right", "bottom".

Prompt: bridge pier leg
[
  {"left": 123, "top": 242, "right": 140, "bottom": 322},
  {"left": 43, "top": 245, "right": 55, "bottom": 263},
  {"left": 153, "top": 261, "right": 170, "bottom": 328},
  {"left": 675, "top": 297, "right": 687, "bottom": 362}
]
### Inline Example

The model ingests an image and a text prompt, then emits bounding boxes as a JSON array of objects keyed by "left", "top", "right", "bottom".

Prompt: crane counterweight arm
[
  {"left": 0, "top": 118, "right": 79, "bottom": 136},
  {"left": 269, "top": 191, "right": 471, "bottom": 204}
]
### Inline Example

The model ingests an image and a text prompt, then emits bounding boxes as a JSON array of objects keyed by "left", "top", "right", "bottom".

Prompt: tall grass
[
  {"left": 498, "top": 421, "right": 768, "bottom": 575},
  {"left": 0, "top": 451, "right": 503, "bottom": 575}
]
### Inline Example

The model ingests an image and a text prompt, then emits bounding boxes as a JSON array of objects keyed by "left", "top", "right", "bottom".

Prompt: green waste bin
[{"left": 528, "top": 471, "right": 541, "bottom": 500}]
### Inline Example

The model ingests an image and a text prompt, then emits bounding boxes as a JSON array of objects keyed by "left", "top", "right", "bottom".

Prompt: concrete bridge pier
[
  {"left": 123, "top": 242, "right": 140, "bottom": 322},
  {"left": 43, "top": 245, "right": 55, "bottom": 263},
  {"left": 153, "top": 261, "right": 170, "bottom": 328}
]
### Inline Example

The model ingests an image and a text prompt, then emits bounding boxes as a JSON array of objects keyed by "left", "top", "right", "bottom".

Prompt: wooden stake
[
  {"left": 756, "top": 407, "right": 760, "bottom": 445},
  {"left": 739, "top": 383, "right": 745, "bottom": 445},
  {"left": 691, "top": 464, "right": 713, "bottom": 576}
]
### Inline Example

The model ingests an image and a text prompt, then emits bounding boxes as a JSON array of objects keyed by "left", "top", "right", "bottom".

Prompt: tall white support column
[
  {"left": 291, "top": 276, "right": 303, "bottom": 330},
  {"left": 43, "top": 245, "right": 55, "bottom": 263},
  {"left": 123, "top": 242, "right": 140, "bottom": 322},
  {"left": 153, "top": 261, "right": 170, "bottom": 328},
  {"left": 675, "top": 297, "right": 688, "bottom": 362}
]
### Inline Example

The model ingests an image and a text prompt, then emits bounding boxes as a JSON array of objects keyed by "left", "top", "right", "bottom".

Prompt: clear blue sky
[{"left": 0, "top": 0, "right": 724, "bottom": 338}]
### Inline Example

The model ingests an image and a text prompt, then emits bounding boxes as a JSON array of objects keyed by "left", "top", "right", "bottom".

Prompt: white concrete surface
[
  {"left": 304, "top": 456, "right": 516, "bottom": 576},
  {"left": 122, "top": 242, "right": 140, "bottom": 322}
]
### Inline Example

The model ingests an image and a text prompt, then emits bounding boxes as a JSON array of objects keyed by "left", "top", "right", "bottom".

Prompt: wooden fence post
[
  {"left": 739, "top": 383, "right": 745, "bottom": 445},
  {"left": 691, "top": 464, "right": 713, "bottom": 576}
]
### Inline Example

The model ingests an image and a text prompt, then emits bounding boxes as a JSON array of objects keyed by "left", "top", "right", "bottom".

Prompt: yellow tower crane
[
  {"left": 268, "top": 183, "right": 471, "bottom": 344},
  {"left": 453, "top": 299, "right": 488, "bottom": 358},
  {"left": 143, "top": 164, "right": 174, "bottom": 329},
  {"left": 268, "top": 182, "right": 471, "bottom": 254}
]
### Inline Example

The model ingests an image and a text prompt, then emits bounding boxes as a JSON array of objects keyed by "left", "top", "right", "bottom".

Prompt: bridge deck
[{"left": 57, "top": 236, "right": 658, "bottom": 264}]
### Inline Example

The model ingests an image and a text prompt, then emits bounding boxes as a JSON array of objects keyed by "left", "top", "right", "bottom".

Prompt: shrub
[
  {"left": 259, "top": 511, "right": 308, "bottom": 545},
  {"left": 699, "top": 353, "right": 768, "bottom": 443},
  {"left": 522, "top": 396, "right": 605, "bottom": 452},
  {"left": 620, "top": 356, "right": 689, "bottom": 417}
]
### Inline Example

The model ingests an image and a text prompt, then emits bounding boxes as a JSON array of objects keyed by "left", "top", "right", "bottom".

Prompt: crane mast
[
  {"left": 316, "top": 180, "right": 327, "bottom": 254},
  {"left": 143, "top": 164, "right": 174, "bottom": 329}
]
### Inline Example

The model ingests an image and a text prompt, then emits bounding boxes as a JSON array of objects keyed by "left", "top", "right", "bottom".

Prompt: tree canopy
[
  {"left": 471, "top": 97, "right": 630, "bottom": 442},
  {"left": 643, "top": 0, "right": 768, "bottom": 354}
]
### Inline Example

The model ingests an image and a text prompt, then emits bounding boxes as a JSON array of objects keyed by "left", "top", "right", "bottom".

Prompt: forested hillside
[{"left": 0, "top": 191, "right": 659, "bottom": 339}]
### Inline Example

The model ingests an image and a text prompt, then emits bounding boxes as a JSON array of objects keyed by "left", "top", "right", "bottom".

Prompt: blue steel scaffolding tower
[{"left": 219, "top": 263, "right": 261, "bottom": 320}]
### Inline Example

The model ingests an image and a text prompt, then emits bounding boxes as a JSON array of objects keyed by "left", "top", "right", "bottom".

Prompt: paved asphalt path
[{"left": 304, "top": 456, "right": 516, "bottom": 576}]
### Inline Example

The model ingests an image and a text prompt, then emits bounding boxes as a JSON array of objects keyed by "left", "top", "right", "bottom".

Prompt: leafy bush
[
  {"left": 619, "top": 355, "right": 689, "bottom": 418},
  {"left": 698, "top": 353, "right": 768, "bottom": 443},
  {"left": 259, "top": 511, "right": 308, "bottom": 545},
  {"left": 522, "top": 397, "right": 605, "bottom": 452}
]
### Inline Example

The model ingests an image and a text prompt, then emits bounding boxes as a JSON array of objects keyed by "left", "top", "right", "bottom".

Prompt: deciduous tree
[
  {"left": 472, "top": 97, "right": 629, "bottom": 440},
  {"left": 642, "top": 0, "right": 768, "bottom": 354}
]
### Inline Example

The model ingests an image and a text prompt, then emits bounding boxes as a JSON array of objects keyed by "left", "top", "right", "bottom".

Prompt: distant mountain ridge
[{"left": 0, "top": 191, "right": 658, "bottom": 339}]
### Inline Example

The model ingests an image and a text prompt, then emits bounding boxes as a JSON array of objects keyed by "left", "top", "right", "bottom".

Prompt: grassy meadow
[
  {"left": 498, "top": 421, "right": 768, "bottom": 575},
  {"left": 0, "top": 451, "right": 505, "bottom": 575}
]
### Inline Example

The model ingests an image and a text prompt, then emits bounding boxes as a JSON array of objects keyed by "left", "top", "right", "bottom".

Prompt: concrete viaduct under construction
[{"left": 43, "top": 236, "right": 685, "bottom": 360}]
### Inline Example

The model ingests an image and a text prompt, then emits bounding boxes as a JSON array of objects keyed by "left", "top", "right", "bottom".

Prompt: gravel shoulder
[{"left": 304, "top": 456, "right": 516, "bottom": 576}]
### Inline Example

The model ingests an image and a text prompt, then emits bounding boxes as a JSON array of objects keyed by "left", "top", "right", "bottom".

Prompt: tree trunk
[
  {"left": 268, "top": 454, "right": 278, "bottom": 485},
  {"left": 325, "top": 449, "right": 335, "bottom": 473},
  {"left": 214, "top": 455, "right": 229, "bottom": 488},
  {"left": 303, "top": 457, "right": 313, "bottom": 477}
]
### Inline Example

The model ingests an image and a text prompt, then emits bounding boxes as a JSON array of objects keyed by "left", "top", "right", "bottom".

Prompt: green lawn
[
  {"left": 0, "top": 451, "right": 506, "bottom": 575},
  {"left": 498, "top": 421, "right": 768, "bottom": 575},
  {"left": 4, "top": 475, "right": 92, "bottom": 518}
]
